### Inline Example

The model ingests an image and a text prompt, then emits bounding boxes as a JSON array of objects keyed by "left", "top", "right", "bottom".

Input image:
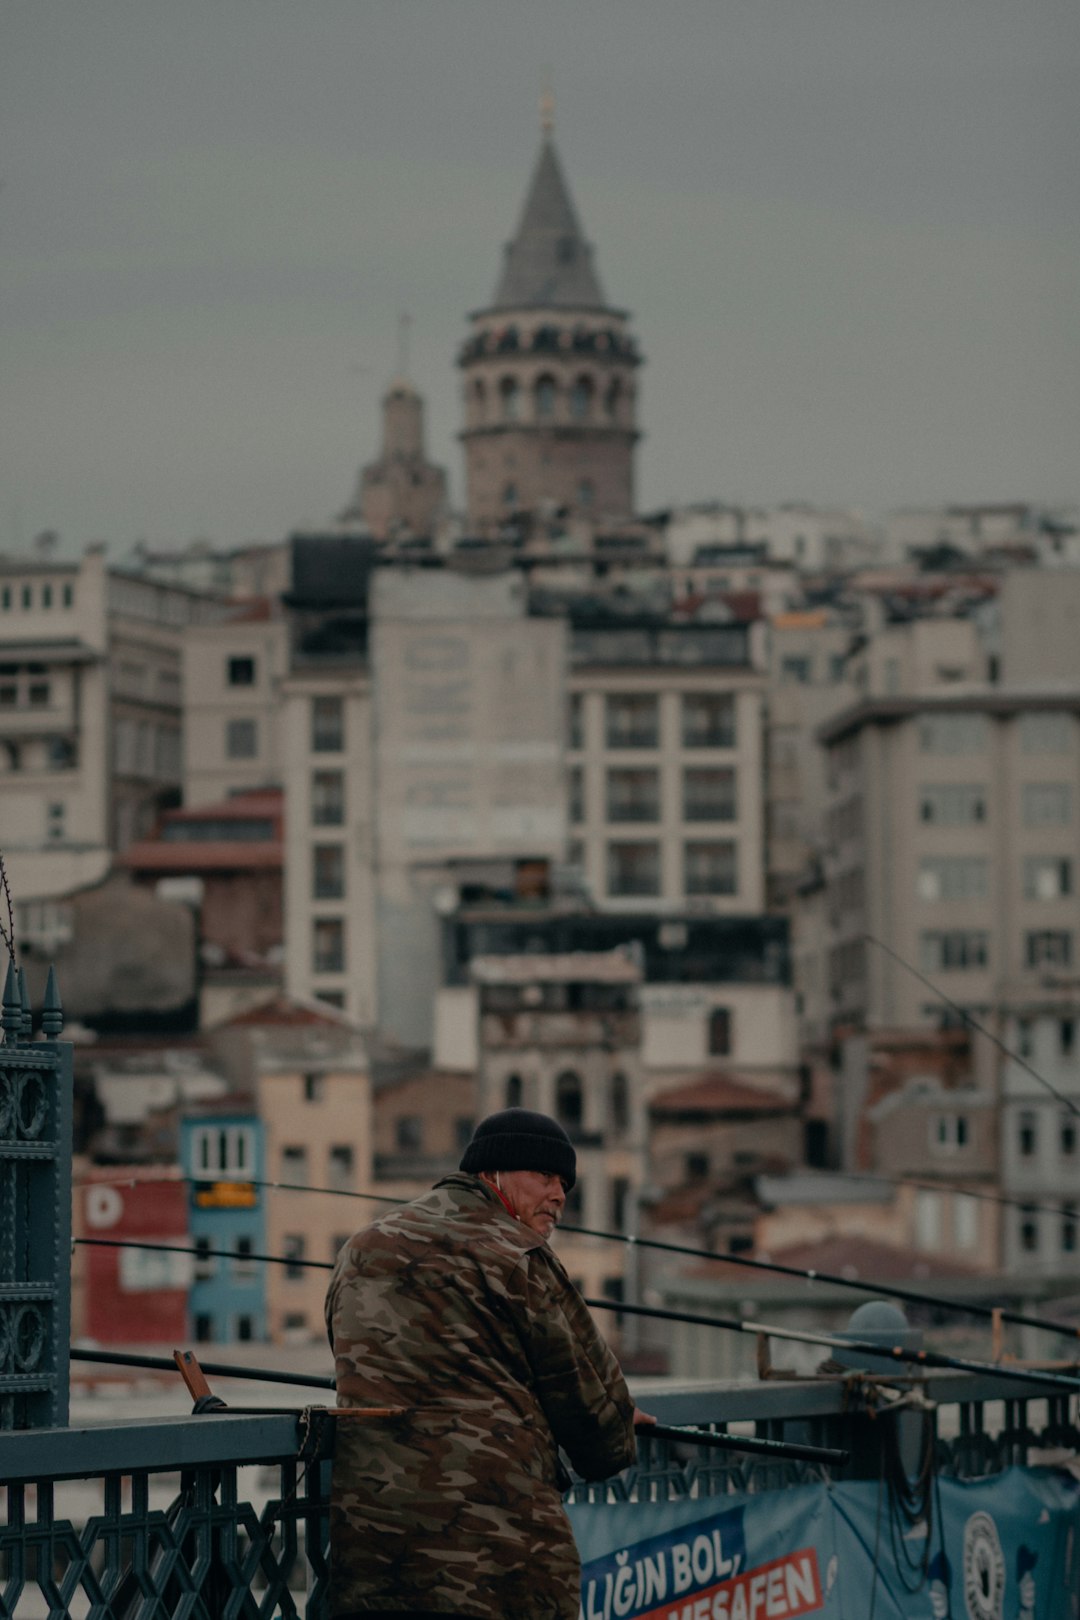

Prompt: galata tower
[{"left": 459, "top": 104, "right": 642, "bottom": 535}]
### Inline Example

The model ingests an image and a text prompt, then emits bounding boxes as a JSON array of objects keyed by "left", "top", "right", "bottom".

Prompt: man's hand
[{"left": 632, "top": 1406, "right": 658, "bottom": 1428}]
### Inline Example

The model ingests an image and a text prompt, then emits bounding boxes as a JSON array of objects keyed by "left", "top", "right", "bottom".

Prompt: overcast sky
[{"left": 2, "top": 0, "right": 1078, "bottom": 554}]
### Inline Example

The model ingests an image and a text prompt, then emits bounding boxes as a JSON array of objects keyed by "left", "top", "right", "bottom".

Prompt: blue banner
[{"left": 569, "top": 1468, "right": 1080, "bottom": 1620}]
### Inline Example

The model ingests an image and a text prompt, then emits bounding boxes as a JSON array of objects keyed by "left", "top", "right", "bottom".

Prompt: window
[
  {"left": 610, "top": 1071, "right": 629, "bottom": 1134},
  {"left": 919, "top": 785, "right": 987, "bottom": 825},
  {"left": 1017, "top": 1111, "right": 1037, "bottom": 1158},
  {"left": 708, "top": 1007, "right": 732, "bottom": 1056},
  {"left": 605, "top": 694, "right": 658, "bottom": 749},
  {"left": 555, "top": 1071, "right": 583, "bottom": 1133},
  {"left": 569, "top": 377, "right": 593, "bottom": 420},
  {"left": 505, "top": 1073, "right": 523, "bottom": 1108},
  {"left": 315, "top": 989, "right": 345, "bottom": 1009},
  {"left": 1062, "top": 1019, "right": 1076, "bottom": 1058},
  {"left": 577, "top": 479, "right": 594, "bottom": 508},
  {"left": 1025, "top": 931, "right": 1073, "bottom": 969},
  {"left": 932, "top": 1113, "right": 969, "bottom": 1153},
  {"left": 682, "top": 693, "right": 735, "bottom": 749},
  {"left": 610, "top": 1177, "right": 630, "bottom": 1233},
  {"left": 312, "top": 770, "right": 345, "bottom": 826},
  {"left": 46, "top": 801, "right": 65, "bottom": 843},
  {"left": 28, "top": 680, "right": 49, "bottom": 706},
  {"left": 606, "top": 767, "right": 659, "bottom": 822},
  {"left": 313, "top": 844, "right": 345, "bottom": 900},
  {"left": 227, "top": 656, "right": 256, "bottom": 687},
  {"left": 535, "top": 376, "right": 556, "bottom": 419},
  {"left": 917, "top": 713, "right": 989, "bottom": 754},
  {"left": 303, "top": 1073, "right": 323, "bottom": 1103},
  {"left": 233, "top": 1235, "right": 256, "bottom": 1282},
  {"left": 1063, "top": 1203, "right": 1078, "bottom": 1254},
  {"left": 503, "top": 483, "right": 518, "bottom": 508},
  {"left": 236, "top": 1315, "right": 254, "bottom": 1342},
  {"left": 685, "top": 841, "right": 737, "bottom": 897},
  {"left": 41, "top": 583, "right": 53, "bottom": 609},
  {"left": 0, "top": 587, "right": 9, "bottom": 611},
  {"left": 328, "top": 1145, "right": 354, "bottom": 1191},
  {"left": 914, "top": 1190, "right": 942, "bottom": 1251},
  {"left": 1061, "top": 1114, "right": 1076, "bottom": 1158},
  {"left": 332, "top": 1234, "right": 350, "bottom": 1263},
  {"left": 607, "top": 840, "right": 660, "bottom": 898},
  {"left": 62, "top": 582, "right": 74, "bottom": 608},
  {"left": 1017, "top": 1018, "right": 1034, "bottom": 1058},
  {"left": 226, "top": 718, "right": 258, "bottom": 760},
  {"left": 194, "top": 1314, "right": 213, "bottom": 1343},
  {"left": 313, "top": 917, "right": 345, "bottom": 973},
  {"left": 683, "top": 767, "right": 736, "bottom": 822},
  {"left": 281, "top": 1145, "right": 308, "bottom": 1185},
  {"left": 1019, "top": 1206, "right": 1039, "bottom": 1254},
  {"left": 282, "top": 1312, "right": 309, "bottom": 1341},
  {"left": 194, "top": 1236, "right": 215, "bottom": 1280},
  {"left": 685, "top": 1152, "right": 709, "bottom": 1182},
  {"left": 1023, "top": 784, "right": 1071, "bottom": 827},
  {"left": 780, "top": 656, "right": 812, "bottom": 684},
  {"left": 918, "top": 931, "right": 989, "bottom": 972},
  {"left": 283, "top": 1235, "right": 306, "bottom": 1280},
  {"left": 1023, "top": 857, "right": 1072, "bottom": 901},
  {"left": 568, "top": 766, "right": 584, "bottom": 824},
  {"left": 191, "top": 1124, "right": 254, "bottom": 1176},
  {"left": 568, "top": 694, "right": 584, "bottom": 750},
  {"left": 21, "top": 584, "right": 32, "bottom": 609},
  {"left": 455, "top": 1116, "right": 474, "bottom": 1153},
  {"left": 396, "top": 1116, "right": 422, "bottom": 1151},
  {"left": 311, "top": 695, "right": 344, "bottom": 753},
  {"left": 917, "top": 858, "right": 989, "bottom": 902},
  {"left": 954, "top": 1195, "right": 978, "bottom": 1251},
  {"left": 499, "top": 377, "right": 520, "bottom": 421},
  {"left": 1020, "top": 712, "right": 1069, "bottom": 754}
]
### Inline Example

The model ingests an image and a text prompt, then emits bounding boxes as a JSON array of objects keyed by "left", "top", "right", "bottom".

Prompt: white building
[{"left": 182, "top": 607, "right": 288, "bottom": 807}]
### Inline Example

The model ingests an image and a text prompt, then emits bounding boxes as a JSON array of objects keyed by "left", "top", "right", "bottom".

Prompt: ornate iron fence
[
  {"left": 0, "top": 1374, "right": 1075, "bottom": 1617},
  {"left": 0, "top": 963, "right": 72, "bottom": 1431}
]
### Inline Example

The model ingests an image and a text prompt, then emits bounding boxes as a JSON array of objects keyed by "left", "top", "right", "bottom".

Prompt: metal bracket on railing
[{"left": 173, "top": 1349, "right": 228, "bottom": 1413}]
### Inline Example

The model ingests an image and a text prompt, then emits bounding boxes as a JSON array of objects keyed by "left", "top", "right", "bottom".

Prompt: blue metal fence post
[{"left": 0, "top": 960, "right": 73, "bottom": 1428}]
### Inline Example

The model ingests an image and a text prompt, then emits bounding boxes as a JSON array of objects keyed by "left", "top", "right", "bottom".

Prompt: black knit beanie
[{"left": 459, "top": 1108, "right": 576, "bottom": 1189}]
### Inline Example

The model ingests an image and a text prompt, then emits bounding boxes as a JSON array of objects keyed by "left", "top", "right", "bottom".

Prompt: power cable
[
  {"left": 864, "top": 932, "right": 1080, "bottom": 1118},
  {"left": 74, "top": 1237, "right": 1080, "bottom": 1395}
]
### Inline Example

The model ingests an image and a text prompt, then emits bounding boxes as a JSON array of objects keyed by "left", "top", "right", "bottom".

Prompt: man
[{"left": 325, "top": 1107, "right": 649, "bottom": 1620}]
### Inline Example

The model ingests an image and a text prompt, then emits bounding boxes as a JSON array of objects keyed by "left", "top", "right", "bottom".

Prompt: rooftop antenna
[
  {"left": 539, "top": 74, "right": 554, "bottom": 138},
  {"left": 395, "top": 312, "right": 412, "bottom": 382}
]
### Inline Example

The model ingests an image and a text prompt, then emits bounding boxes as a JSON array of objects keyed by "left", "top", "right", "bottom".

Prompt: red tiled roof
[
  {"left": 223, "top": 995, "right": 352, "bottom": 1029},
  {"left": 651, "top": 1074, "right": 796, "bottom": 1115}
]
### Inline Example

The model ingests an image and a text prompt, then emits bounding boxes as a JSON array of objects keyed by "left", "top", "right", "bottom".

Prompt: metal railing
[{"left": 0, "top": 1372, "right": 1075, "bottom": 1618}]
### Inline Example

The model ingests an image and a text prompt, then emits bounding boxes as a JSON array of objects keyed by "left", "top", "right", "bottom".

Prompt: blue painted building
[{"left": 181, "top": 1111, "right": 267, "bottom": 1343}]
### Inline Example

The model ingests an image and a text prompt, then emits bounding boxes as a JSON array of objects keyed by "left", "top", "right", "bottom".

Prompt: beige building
[
  {"left": 213, "top": 997, "right": 372, "bottom": 1347},
  {"left": 182, "top": 606, "right": 288, "bottom": 806},
  {"left": 566, "top": 615, "right": 768, "bottom": 914},
  {"left": 0, "top": 541, "right": 222, "bottom": 929}
]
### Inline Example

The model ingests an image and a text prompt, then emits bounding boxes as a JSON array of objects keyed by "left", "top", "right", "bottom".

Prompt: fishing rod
[
  {"left": 73, "top": 1238, "right": 1080, "bottom": 1395},
  {"left": 582, "top": 1297, "right": 1080, "bottom": 1396},
  {"left": 68, "top": 1347, "right": 848, "bottom": 1466},
  {"left": 76, "top": 1210, "right": 1080, "bottom": 1348},
  {"left": 864, "top": 932, "right": 1080, "bottom": 1119}
]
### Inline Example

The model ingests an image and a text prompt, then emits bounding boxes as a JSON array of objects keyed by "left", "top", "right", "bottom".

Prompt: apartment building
[
  {"left": 182, "top": 605, "right": 287, "bottom": 806},
  {"left": 0, "top": 542, "right": 223, "bottom": 927},
  {"left": 565, "top": 608, "right": 768, "bottom": 915},
  {"left": 999, "top": 1007, "right": 1079, "bottom": 1276}
]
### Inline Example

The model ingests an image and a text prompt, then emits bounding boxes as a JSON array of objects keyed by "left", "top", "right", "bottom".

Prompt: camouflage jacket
[{"left": 324, "top": 1172, "right": 637, "bottom": 1620}]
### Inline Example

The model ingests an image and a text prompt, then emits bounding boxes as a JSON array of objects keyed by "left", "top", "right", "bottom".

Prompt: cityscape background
[{"left": 1, "top": 4, "right": 1079, "bottom": 1384}]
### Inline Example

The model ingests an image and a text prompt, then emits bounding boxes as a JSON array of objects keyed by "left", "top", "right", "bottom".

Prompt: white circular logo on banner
[
  {"left": 963, "top": 1511, "right": 1005, "bottom": 1620},
  {"left": 86, "top": 1185, "right": 123, "bottom": 1229}
]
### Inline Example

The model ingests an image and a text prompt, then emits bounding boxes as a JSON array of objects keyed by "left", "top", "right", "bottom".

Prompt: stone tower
[
  {"left": 342, "top": 376, "right": 448, "bottom": 541},
  {"left": 459, "top": 118, "right": 642, "bottom": 535}
]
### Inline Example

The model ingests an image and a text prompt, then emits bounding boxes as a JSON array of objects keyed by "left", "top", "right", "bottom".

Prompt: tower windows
[
  {"left": 472, "top": 379, "right": 487, "bottom": 423},
  {"left": 605, "top": 379, "right": 621, "bottom": 421},
  {"left": 534, "top": 375, "right": 557, "bottom": 420},
  {"left": 578, "top": 479, "right": 594, "bottom": 508},
  {"left": 569, "top": 376, "right": 594, "bottom": 420},
  {"left": 503, "top": 483, "right": 518, "bottom": 508},
  {"left": 499, "top": 378, "right": 520, "bottom": 421}
]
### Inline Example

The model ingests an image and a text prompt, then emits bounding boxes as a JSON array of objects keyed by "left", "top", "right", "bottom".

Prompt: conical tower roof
[{"left": 490, "top": 137, "right": 606, "bottom": 311}]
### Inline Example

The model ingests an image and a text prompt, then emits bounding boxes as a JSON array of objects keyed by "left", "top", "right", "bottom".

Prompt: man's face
[{"left": 494, "top": 1169, "right": 568, "bottom": 1237}]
